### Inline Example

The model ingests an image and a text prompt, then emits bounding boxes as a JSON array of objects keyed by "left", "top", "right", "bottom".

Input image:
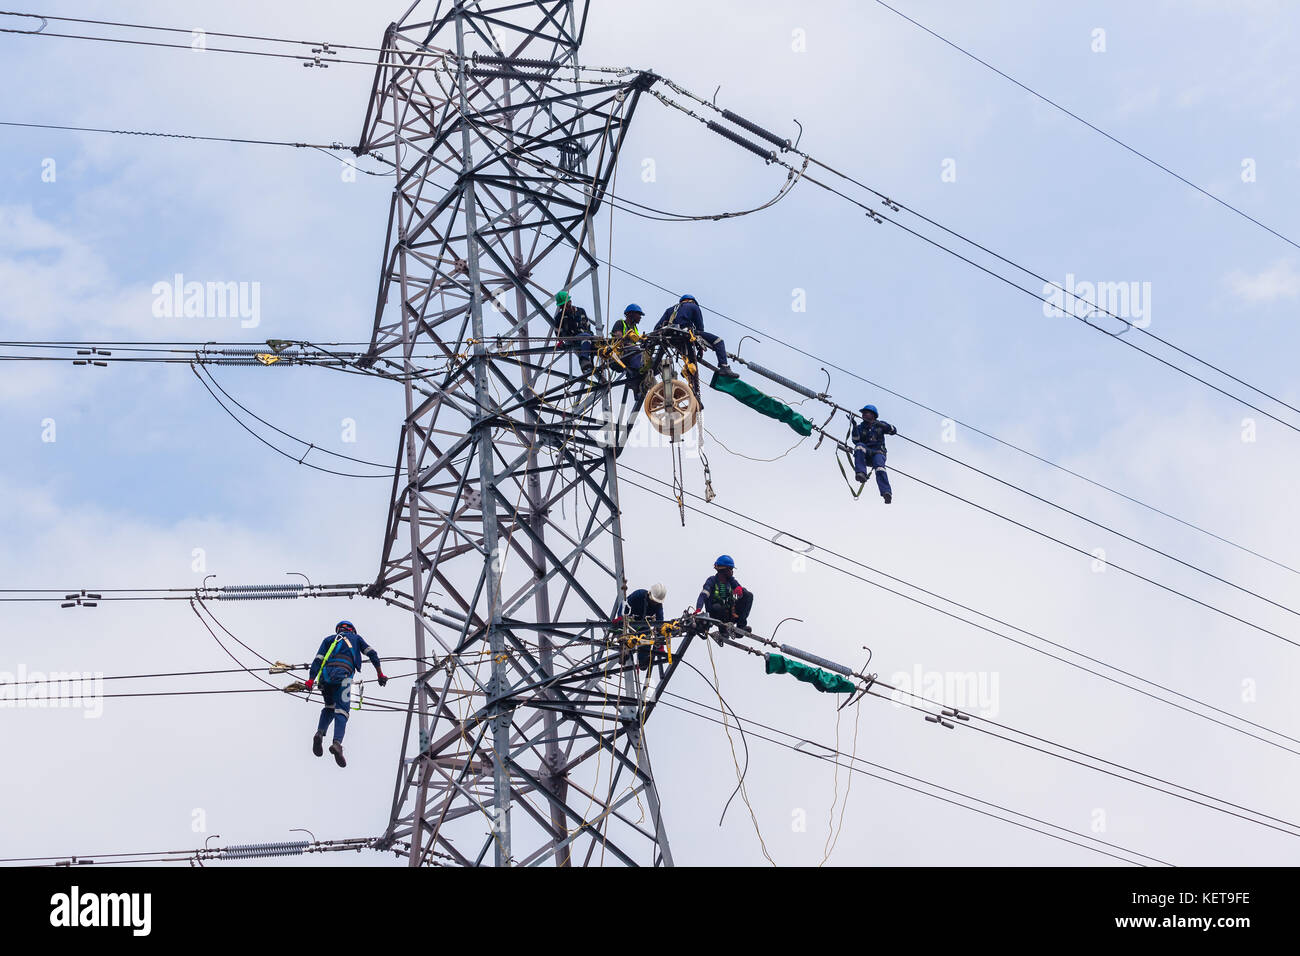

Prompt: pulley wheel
[{"left": 643, "top": 379, "right": 700, "bottom": 438}]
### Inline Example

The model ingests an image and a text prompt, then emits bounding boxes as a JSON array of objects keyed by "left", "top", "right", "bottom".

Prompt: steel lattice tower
[{"left": 358, "top": 0, "right": 680, "bottom": 867}]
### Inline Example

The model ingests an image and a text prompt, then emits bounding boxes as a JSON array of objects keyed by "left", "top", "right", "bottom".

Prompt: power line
[
  {"left": 869, "top": 679, "right": 1300, "bottom": 840},
  {"left": 658, "top": 696, "right": 1164, "bottom": 866},
  {"left": 2, "top": 10, "right": 386, "bottom": 52},
  {"left": 683, "top": 624, "right": 1300, "bottom": 842},
  {"left": 13, "top": 98, "right": 1293, "bottom": 579},
  {"left": 897, "top": 432, "right": 1300, "bottom": 611},
  {"left": 190, "top": 363, "right": 398, "bottom": 479},
  {"left": 616, "top": 467, "right": 1300, "bottom": 758},
  {"left": 0, "top": 834, "right": 378, "bottom": 866},
  {"left": 0, "top": 118, "right": 357, "bottom": 152},
  {"left": 869, "top": 0, "right": 1300, "bottom": 252},
  {"left": 651, "top": 89, "right": 1300, "bottom": 435},
  {"left": 140, "top": 292, "right": 1300, "bottom": 761},
  {"left": 194, "top": 339, "right": 1298, "bottom": 646},
  {"left": 14, "top": 11, "right": 1297, "bottom": 431},
  {"left": 591, "top": 255, "right": 1300, "bottom": 579},
  {"left": 884, "top": 459, "right": 1296, "bottom": 648}
]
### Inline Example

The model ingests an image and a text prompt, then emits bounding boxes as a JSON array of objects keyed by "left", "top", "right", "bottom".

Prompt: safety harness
[
  {"left": 317, "top": 634, "right": 355, "bottom": 682},
  {"left": 838, "top": 415, "right": 874, "bottom": 499}
]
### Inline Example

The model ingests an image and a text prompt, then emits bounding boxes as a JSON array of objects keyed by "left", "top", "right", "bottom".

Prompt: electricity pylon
[{"left": 358, "top": 0, "right": 679, "bottom": 867}]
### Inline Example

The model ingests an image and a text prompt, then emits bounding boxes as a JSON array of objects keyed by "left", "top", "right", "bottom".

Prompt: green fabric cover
[
  {"left": 710, "top": 373, "right": 814, "bottom": 437},
  {"left": 764, "top": 653, "right": 855, "bottom": 694}
]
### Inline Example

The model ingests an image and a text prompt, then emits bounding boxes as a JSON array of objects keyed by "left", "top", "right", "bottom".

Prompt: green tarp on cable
[
  {"left": 710, "top": 372, "right": 814, "bottom": 437},
  {"left": 764, "top": 653, "right": 855, "bottom": 694}
]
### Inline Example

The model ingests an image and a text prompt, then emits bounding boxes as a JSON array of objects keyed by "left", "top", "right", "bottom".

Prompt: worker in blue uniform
[
  {"left": 695, "top": 555, "right": 753, "bottom": 634},
  {"left": 853, "top": 404, "right": 897, "bottom": 504},
  {"left": 554, "top": 290, "right": 595, "bottom": 374},
  {"left": 654, "top": 294, "right": 738, "bottom": 377},
  {"left": 304, "top": 620, "right": 388, "bottom": 768},
  {"left": 613, "top": 583, "right": 668, "bottom": 670}
]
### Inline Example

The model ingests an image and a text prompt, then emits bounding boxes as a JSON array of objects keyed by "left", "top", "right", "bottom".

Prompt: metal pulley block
[{"left": 643, "top": 379, "right": 700, "bottom": 439}]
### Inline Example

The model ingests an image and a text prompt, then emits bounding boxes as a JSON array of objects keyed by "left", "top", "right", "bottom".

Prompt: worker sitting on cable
[
  {"left": 853, "top": 404, "right": 897, "bottom": 504},
  {"left": 653, "top": 294, "right": 738, "bottom": 378},
  {"left": 553, "top": 290, "right": 595, "bottom": 375},
  {"left": 695, "top": 555, "right": 752, "bottom": 634},
  {"left": 304, "top": 620, "right": 388, "bottom": 768},
  {"left": 616, "top": 583, "right": 667, "bottom": 670}
]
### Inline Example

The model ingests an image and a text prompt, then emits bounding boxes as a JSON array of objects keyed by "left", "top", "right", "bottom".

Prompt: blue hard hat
[
  {"left": 861, "top": 404, "right": 879, "bottom": 417},
  {"left": 624, "top": 303, "right": 643, "bottom": 315},
  {"left": 336, "top": 620, "right": 356, "bottom": 634},
  {"left": 714, "top": 554, "right": 736, "bottom": 569},
  {"left": 679, "top": 293, "right": 696, "bottom": 302}
]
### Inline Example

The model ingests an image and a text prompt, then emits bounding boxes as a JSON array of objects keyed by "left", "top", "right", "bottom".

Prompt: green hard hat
[{"left": 555, "top": 290, "right": 570, "bottom": 307}]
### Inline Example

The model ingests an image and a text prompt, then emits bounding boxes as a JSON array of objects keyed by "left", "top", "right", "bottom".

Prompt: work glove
[
  {"left": 304, "top": 678, "right": 314, "bottom": 692},
  {"left": 377, "top": 672, "right": 388, "bottom": 687}
]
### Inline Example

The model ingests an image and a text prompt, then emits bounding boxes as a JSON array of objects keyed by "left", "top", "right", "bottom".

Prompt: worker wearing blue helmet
[
  {"left": 304, "top": 620, "right": 387, "bottom": 767},
  {"left": 653, "top": 294, "right": 739, "bottom": 377},
  {"left": 612, "top": 303, "right": 649, "bottom": 390},
  {"left": 853, "top": 404, "right": 897, "bottom": 503},
  {"left": 695, "top": 554, "right": 753, "bottom": 632}
]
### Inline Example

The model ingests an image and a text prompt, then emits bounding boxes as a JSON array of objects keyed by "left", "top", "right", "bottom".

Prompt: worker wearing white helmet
[{"left": 620, "top": 583, "right": 668, "bottom": 671}]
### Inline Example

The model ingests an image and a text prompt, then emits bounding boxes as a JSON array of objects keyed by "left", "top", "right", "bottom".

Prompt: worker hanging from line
[
  {"left": 853, "top": 404, "right": 897, "bottom": 504},
  {"left": 612, "top": 303, "right": 650, "bottom": 399},
  {"left": 304, "top": 620, "right": 388, "bottom": 768},
  {"left": 612, "top": 582, "right": 668, "bottom": 671},
  {"left": 654, "top": 293, "right": 739, "bottom": 378},
  {"left": 695, "top": 554, "right": 753, "bottom": 636},
  {"left": 553, "top": 290, "right": 595, "bottom": 375}
]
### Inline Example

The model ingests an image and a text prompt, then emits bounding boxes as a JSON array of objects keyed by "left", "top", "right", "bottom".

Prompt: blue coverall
[
  {"left": 696, "top": 574, "right": 753, "bottom": 628},
  {"left": 654, "top": 300, "right": 729, "bottom": 369},
  {"left": 625, "top": 588, "right": 665, "bottom": 626},
  {"left": 853, "top": 419, "right": 896, "bottom": 498},
  {"left": 623, "top": 588, "right": 665, "bottom": 669},
  {"left": 310, "top": 632, "right": 382, "bottom": 742}
]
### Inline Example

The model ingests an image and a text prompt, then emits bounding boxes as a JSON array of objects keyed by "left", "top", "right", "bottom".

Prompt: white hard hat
[{"left": 649, "top": 583, "right": 668, "bottom": 603}]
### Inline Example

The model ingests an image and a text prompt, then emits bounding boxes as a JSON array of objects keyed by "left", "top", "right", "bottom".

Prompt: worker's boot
[
  {"left": 854, "top": 471, "right": 868, "bottom": 483},
  {"left": 883, "top": 493, "right": 892, "bottom": 504},
  {"left": 312, "top": 732, "right": 324, "bottom": 757},
  {"left": 329, "top": 740, "right": 347, "bottom": 768},
  {"left": 717, "top": 364, "right": 739, "bottom": 378}
]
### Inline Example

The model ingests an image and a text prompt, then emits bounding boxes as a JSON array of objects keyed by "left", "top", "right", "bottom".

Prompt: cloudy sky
[{"left": 3, "top": 0, "right": 1299, "bottom": 867}]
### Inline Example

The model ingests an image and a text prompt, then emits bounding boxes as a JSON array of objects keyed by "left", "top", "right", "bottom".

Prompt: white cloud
[{"left": 1227, "top": 259, "right": 1300, "bottom": 303}]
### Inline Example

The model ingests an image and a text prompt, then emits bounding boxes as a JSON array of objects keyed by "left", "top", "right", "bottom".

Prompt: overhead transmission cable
[
  {"left": 648, "top": 87, "right": 1300, "bottom": 435},
  {"left": 868, "top": 0, "right": 1300, "bottom": 253},
  {"left": 658, "top": 696, "right": 1166, "bottom": 866},
  {"left": 12, "top": 94, "right": 1297, "bottom": 580},
  {"left": 168, "top": 357, "right": 1300, "bottom": 757},
  {"left": 615, "top": 467, "right": 1300, "bottom": 759}
]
